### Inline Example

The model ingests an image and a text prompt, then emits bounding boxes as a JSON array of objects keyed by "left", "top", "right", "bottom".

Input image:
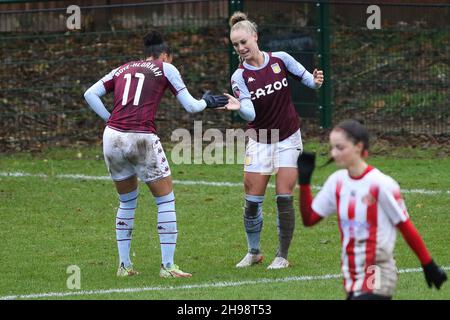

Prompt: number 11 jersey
[{"left": 101, "top": 59, "right": 186, "bottom": 133}]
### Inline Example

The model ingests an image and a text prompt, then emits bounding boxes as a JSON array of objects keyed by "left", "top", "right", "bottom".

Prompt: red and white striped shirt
[{"left": 311, "top": 166, "right": 409, "bottom": 293}]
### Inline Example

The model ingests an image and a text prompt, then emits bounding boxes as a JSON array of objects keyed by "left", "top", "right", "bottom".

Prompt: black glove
[
  {"left": 423, "top": 260, "right": 447, "bottom": 289},
  {"left": 297, "top": 151, "right": 316, "bottom": 185},
  {"left": 202, "top": 90, "right": 228, "bottom": 109}
]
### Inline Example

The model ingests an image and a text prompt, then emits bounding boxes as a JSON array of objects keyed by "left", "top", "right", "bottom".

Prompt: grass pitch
[{"left": 0, "top": 141, "right": 449, "bottom": 300}]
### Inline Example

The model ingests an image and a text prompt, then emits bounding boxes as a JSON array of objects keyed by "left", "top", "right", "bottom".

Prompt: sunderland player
[
  {"left": 224, "top": 11, "right": 324, "bottom": 269},
  {"left": 84, "top": 30, "right": 228, "bottom": 278},
  {"left": 297, "top": 119, "right": 447, "bottom": 299}
]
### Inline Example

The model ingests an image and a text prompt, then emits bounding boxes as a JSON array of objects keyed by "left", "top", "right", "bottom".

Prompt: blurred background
[{"left": 0, "top": 0, "right": 449, "bottom": 153}]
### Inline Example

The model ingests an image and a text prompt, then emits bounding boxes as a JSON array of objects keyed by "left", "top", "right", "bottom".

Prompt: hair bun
[
  {"left": 143, "top": 30, "right": 164, "bottom": 46},
  {"left": 229, "top": 11, "right": 248, "bottom": 27}
]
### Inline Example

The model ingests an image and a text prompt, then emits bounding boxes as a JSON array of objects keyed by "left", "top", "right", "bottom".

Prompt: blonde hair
[
  {"left": 229, "top": 11, "right": 258, "bottom": 35},
  {"left": 229, "top": 12, "right": 258, "bottom": 64}
]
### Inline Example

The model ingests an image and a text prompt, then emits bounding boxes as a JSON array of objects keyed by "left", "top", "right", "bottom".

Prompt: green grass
[{"left": 0, "top": 142, "right": 449, "bottom": 300}]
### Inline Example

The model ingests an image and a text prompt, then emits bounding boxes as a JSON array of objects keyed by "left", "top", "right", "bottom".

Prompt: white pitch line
[
  {"left": 1, "top": 171, "right": 450, "bottom": 195},
  {"left": 1, "top": 266, "right": 449, "bottom": 300}
]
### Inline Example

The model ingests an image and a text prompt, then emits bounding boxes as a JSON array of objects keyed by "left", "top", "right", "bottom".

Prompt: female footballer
[
  {"left": 84, "top": 30, "right": 228, "bottom": 278},
  {"left": 297, "top": 119, "right": 447, "bottom": 299},
  {"left": 223, "top": 11, "right": 324, "bottom": 269}
]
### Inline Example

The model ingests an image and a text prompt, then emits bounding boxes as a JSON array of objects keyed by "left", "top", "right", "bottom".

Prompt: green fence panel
[{"left": 0, "top": 0, "right": 449, "bottom": 152}]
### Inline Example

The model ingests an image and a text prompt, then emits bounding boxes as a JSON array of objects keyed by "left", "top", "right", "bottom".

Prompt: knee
[
  {"left": 244, "top": 178, "right": 267, "bottom": 195},
  {"left": 244, "top": 179, "right": 254, "bottom": 194},
  {"left": 275, "top": 184, "right": 295, "bottom": 196}
]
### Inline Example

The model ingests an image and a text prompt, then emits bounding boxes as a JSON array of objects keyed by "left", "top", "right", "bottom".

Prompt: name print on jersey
[
  {"left": 249, "top": 77, "right": 288, "bottom": 100},
  {"left": 115, "top": 61, "right": 163, "bottom": 77}
]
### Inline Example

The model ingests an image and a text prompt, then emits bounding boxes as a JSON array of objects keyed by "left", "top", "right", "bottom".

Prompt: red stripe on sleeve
[
  {"left": 393, "top": 189, "right": 408, "bottom": 219},
  {"left": 299, "top": 185, "right": 323, "bottom": 226},
  {"left": 397, "top": 219, "right": 432, "bottom": 265}
]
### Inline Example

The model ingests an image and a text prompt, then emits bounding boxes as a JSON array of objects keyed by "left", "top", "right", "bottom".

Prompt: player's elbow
[
  {"left": 246, "top": 110, "right": 256, "bottom": 122},
  {"left": 83, "top": 89, "right": 89, "bottom": 99},
  {"left": 239, "top": 107, "right": 255, "bottom": 122},
  {"left": 83, "top": 88, "right": 93, "bottom": 101}
]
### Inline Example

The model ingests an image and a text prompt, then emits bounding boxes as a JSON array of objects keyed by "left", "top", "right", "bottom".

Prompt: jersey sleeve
[
  {"left": 272, "top": 51, "right": 319, "bottom": 89},
  {"left": 311, "top": 173, "right": 338, "bottom": 217},
  {"left": 84, "top": 80, "right": 111, "bottom": 121},
  {"left": 272, "top": 51, "right": 306, "bottom": 80},
  {"left": 378, "top": 177, "right": 409, "bottom": 225},
  {"left": 231, "top": 69, "right": 251, "bottom": 101},
  {"left": 231, "top": 69, "right": 256, "bottom": 121},
  {"left": 163, "top": 62, "right": 187, "bottom": 96},
  {"left": 100, "top": 68, "right": 118, "bottom": 94},
  {"left": 175, "top": 88, "right": 207, "bottom": 113}
]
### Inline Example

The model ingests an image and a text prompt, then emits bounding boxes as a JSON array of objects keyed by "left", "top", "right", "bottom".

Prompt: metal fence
[
  {"left": 1, "top": 0, "right": 449, "bottom": 152},
  {"left": 0, "top": 0, "right": 231, "bottom": 152},
  {"left": 239, "top": 0, "right": 450, "bottom": 135}
]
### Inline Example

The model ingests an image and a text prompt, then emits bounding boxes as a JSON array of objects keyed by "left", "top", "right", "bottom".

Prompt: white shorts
[
  {"left": 244, "top": 129, "right": 303, "bottom": 174},
  {"left": 103, "top": 126, "right": 171, "bottom": 183}
]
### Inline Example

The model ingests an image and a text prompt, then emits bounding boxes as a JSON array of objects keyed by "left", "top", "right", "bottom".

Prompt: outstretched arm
[
  {"left": 273, "top": 51, "right": 323, "bottom": 89},
  {"left": 175, "top": 88, "right": 207, "bottom": 113},
  {"left": 176, "top": 89, "right": 229, "bottom": 113},
  {"left": 164, "top": 62, "right": 227, "bottom": 113}
]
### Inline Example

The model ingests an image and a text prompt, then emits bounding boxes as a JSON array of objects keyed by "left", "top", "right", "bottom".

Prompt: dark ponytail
[{"left": 143, "top": 30, "right": 171, "bottom": 58}]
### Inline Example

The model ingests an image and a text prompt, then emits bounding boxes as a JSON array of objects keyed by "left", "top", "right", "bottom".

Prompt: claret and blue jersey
[
  {"left": 101, "top": 59, "right": 186, "bottom": 133},
  {"left": 231, "top": 51, "right": 319, "bottom": 142}
]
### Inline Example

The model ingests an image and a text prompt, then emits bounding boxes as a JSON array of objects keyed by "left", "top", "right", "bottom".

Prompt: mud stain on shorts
[
  {"left": 137, "top": 139, "right": 149, "bottom": 158},
  {"left": 112, "top": 136, "right": 124, "bottom": 150}
]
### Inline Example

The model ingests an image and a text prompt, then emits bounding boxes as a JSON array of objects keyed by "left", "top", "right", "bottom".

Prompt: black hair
[
  {"left": 334, "top": 119, "right": 370, "bottom": 152},
  {"left": 143, "top": 30, "right": 171, "bottom": 58},
  {"left": 322, "top": 119, "right": 370, "bottom": 167}
]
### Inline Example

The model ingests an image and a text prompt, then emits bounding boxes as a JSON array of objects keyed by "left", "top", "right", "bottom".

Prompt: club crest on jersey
[
  {"left": 362, "top": 193, "right": 377, "bottom": 206},
  {"left": 271, "top": 63, "right": 281, "bottom": 74}
]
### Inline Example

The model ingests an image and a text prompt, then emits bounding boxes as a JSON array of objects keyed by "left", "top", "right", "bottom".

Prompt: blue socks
[{"left": 244, "top": 194, "right": 264, "bottom": 254}]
